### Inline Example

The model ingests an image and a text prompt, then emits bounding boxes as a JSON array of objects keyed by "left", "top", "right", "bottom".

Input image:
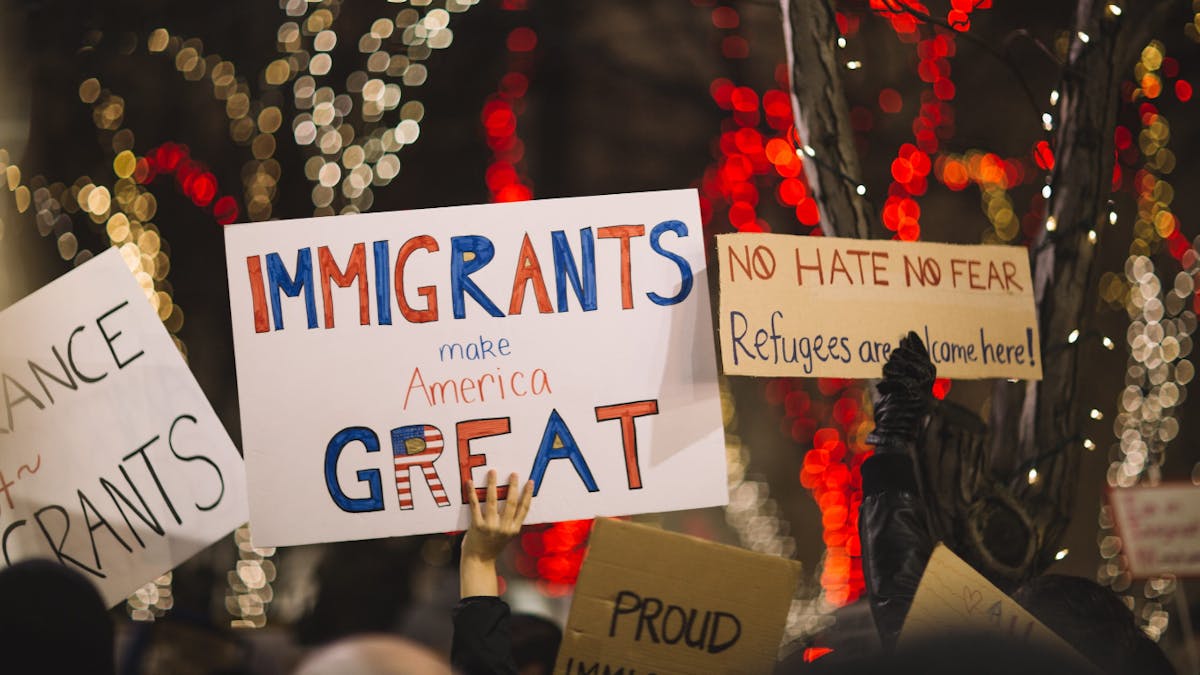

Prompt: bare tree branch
[
  {"left": 782, "top": 0, "right": 1186, "bottom": 582},
  {"left": 780, "top": 0, "right": 874, "bottom": 239},
  {"left": 994, "top": 0, "right": 1187, "bottom": 575}
]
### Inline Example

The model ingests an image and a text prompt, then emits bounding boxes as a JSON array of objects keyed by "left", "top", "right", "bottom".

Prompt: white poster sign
[
  {"left": 224, "top": 189, "right": 726, "bottom": 547},
  {"left": 0, "top": 249, "right": 247, "bottom": 606},
  {"left": 1110, "top": 484, "right": 1200, "bottom": 577}
]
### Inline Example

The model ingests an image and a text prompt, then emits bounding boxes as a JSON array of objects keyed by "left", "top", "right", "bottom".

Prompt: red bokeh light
[
  {"left": 1175, "top": 79, "right": 1193, "bottom": 102},
  {"left": 137, "top": 143, "right": 241, "bottom": 226},
  {"left": 730, "top": 86, "right": 759, "bottom": 113},
  {"left": 212, "top": 195, "right": 239, "bottom": 225},
  {"left": 932, "top": 378, "right": 952, "bottom": 400},
  {"left": 721, "top": 36, "right": 750, "bottom": 60},
  {"left": 803, "top": 647, "right": 834, "bottom": 663},
  {"left": 879, "top": 88, "right": 903, "bottom": 113},
  {"left": 711, "top": 6, "right": 739, "bottom": 29},
  {"left": 506, "top": 27, "right": 537, "bottom": 52},
  {"left": 795, "top": 198, "right": 820, "bottom": 226},
  {"left": 1033, "top": 141, "right": 1055, "bottom": 171}
]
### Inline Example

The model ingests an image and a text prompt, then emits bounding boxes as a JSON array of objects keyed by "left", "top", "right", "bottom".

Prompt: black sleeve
[
  {"left": 451, "top": 596, "right": 519, "bottom": 675},
  {"left": 858, "top": 452, "right": 935, "bottom": 651}
]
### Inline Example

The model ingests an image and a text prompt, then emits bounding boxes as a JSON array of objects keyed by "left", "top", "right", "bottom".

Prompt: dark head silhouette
[
  {"left": 1013, "top": 574, "right": 1174, "bottom": 674},
  {"left": 0, "top": 559, "right": 115, "bottom": 675}
]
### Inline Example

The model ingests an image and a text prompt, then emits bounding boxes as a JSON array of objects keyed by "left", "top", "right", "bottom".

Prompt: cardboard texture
[
  {"left": 717, "top": 233, "right": 1042, "bottom": 380},
  {"left": 900, "top": 544, "right": 1084, "bottom": 664},
  {"left": 1109, "top": 484, "right": 1200, "bottom": 577},
  {"left": 555, "top": 518, "right": 801, "bottom": 675},
  {"left": 0, "top": 249, "right": 248, "bottom": 606},
  {"left": 223, "top": 190, "right": 727, "bottom": 547}
]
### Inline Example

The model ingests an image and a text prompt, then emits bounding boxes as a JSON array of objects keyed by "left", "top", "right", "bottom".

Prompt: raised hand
[
  {"left": 867, "top": 331, "right": 937, "bottom": 453},
  {"left": 459, "top": 470, "right": 534, "bottom": 598}
]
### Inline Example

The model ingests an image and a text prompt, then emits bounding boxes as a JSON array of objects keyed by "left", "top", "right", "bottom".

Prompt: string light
[
  {"left": 127, "top": 573, "right": 174, "bottom": 621},
  {"left": 855, "top": 184, "right": 867, "bottom": 196},
  {"left": 1068, "top": 329, "right": 1080, "bottom": 343},
  {"left": 704, "top": 0, "right": 852, "bottom": 632},
  {"left": 1041, "top": 184, "right": 1052, "bottom": 199},
  {"left": 1049, "top": 89, "right": 1060, "bottom": 106},
  {"left": 1041, "top": 112, "right": 1054, "bottom": 131},
  {"left": 1097, "top": 40, "right": 1195, "bottom": 637},
  {"left": 719, "top": 382, "right": 812, "bottom": 640},
  {"left": 1084, "top": 438, "right": 1097, "bottom": 451},
  {"left": 276, "top": 0, "right": 480, "bottom": 216},
  {"left": 2, "top": 32, "right": 268, "bottom": 619},
  {"left": 1089, "top": 408, "right": 1104, "bottom": 420},
  {"left": 1077, "top": 31, "right": 1091, "bottom": 44},
  {"left": 846, "top": 60, "right": 862, "bottom": 70},
  {"left": 483, "top": 5, "right": 535, "bottom": 202},
  {"left": 1106, "top": 4, "right": 1123, "bottom": 17},
  {"left": 1045, "top": 215, "right": 1057, "bottom": 231},
  {"left": 1027, "top": 468, "right": 1039, "bottom": 485},
  {"left": 933, "top": 150, "right": 1029, "bottom": 243},
  {"left": 1055, "top": 548, "right": 1069, "bottom": 561},
  {"left": 226, "top": 524, "right": 277, "bottom": 628},
  {"left": 1100, "top": 50, "right": 1194, "bottom": 628}
]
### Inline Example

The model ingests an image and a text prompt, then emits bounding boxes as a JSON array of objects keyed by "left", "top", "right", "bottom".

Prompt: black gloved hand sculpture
[{"left": 866, "top": 331, "right": 937, "bottom": 454}]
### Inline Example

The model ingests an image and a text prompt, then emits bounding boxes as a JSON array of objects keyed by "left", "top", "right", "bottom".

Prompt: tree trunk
[
  {"left": 994, "top": 0, "right": 1184, "bottom": 576},
  {"left": 781, "top": 0, "right": 874, "bottom": 239},
  {"left": 781, "top": 0, "right": 1184, "bottom": 582}
]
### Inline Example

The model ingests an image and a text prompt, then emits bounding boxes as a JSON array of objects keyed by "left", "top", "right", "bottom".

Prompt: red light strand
[{"left": 137, "top": 142, "right": 240, "bottom": 225}]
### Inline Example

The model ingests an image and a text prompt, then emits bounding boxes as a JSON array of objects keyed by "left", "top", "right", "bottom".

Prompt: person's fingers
[
  {"left": 467, "top": 479, "right": 485, "bottom": 526},
  {"left": 904, "top": 330, "right": 928, "bottom": 356},
  {"left": 485, "top": 469, "right": 499, "bottom": 518},
  {"left": 501, "top": 472, "right": 520, "bottom": 524},
  {"left": 512, "top": 479, "right": 535, "bottom": 527}
]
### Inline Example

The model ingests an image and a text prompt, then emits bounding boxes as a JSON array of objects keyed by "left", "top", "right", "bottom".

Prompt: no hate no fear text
[{"left": 726, "top": 242, "right": 1024, "bottom": 292}]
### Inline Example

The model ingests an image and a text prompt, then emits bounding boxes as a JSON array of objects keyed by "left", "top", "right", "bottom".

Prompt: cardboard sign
[
  {"left": 900, "top": 544, "right": 1081, "bottom": 660},
  {"left": 1109, "top": 484, "right": 1200, "bottom": 577},
  {"left": 717, "top": 233, "right": 1042, "bottom": 380},
  {"left": 555, "top": 518, "right": 801, "bottom": 675},
  {"left": 0, "top": 249, "right": 247, "bottom": 606},
  {"left": 223, "top": 190, "right": 726, "bottom": 547}
]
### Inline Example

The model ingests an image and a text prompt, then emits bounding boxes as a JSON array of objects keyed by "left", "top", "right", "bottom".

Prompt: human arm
[
  {"left": 859, "top": 331, "right": 937, "bottom": 650},
  {"left": 451, "top": 470, "right": 534, "bottom": 675},
  {"left": 459, "top": 470, "right": 534, "bottom": 598}
]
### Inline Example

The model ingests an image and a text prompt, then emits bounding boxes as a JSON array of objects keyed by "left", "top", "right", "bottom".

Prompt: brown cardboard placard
[
  {"left": 717, "top": 233, "right": 1041, "bottom": 380},
  {"left": 555, "top": 518, "right": 802, "bottom": 675},
  {"left": 1108, "top": 483, "right": 1200, "bottom": 578},
  {"left": 900, "top": 544, "right": 1085, "bottom": 665}
]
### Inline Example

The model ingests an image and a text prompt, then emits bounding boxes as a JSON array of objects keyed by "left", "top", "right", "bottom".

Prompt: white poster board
[
  {"left": 717, "top": 233, "right": 1042, "bottom": 380},
  {"left": 901, "top": 544, "right": 1085, "bottom": 665},
  {"left": 0, "top": 249, "right": 247, "bottom": 606},
  {"left": 224, "top": 189, "right": 726, "bottom": 547},
  {"left": 1109, "top": 484, "right": 1200, "bottom": 577}
]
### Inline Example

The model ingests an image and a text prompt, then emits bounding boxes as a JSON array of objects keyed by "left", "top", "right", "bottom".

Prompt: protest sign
[
  {"left": 1109, "top": 484, "right": 1200, "bottom": 577},
  {"left": 555, "top": 518, "right": 801, "bottom": 675},
  {"left": 717, "top": 233, "right": 1042, "bottom": 380},
  {"left": 900, "top": 544, "right": 1083, "bottom": 662},
  {"left": 0, "top": 249, "right": 247, "bottom": 607},
  {"left": 223, "top": 189, "right": 726, "bottom": 547}
]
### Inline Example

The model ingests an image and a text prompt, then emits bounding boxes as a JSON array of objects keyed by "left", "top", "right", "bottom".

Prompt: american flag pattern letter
[{"left": 391, "top": 424, "right": 452, "bottom": 510}]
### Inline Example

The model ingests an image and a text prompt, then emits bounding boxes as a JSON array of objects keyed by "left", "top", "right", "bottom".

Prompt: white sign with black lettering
[{"left": 0, "top": 249, "right": 247, "bottom": 606}]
